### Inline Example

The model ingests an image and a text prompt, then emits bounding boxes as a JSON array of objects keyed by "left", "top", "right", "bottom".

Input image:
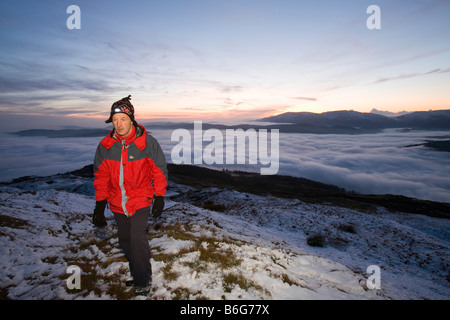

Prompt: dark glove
[
  {"left": 93, "top": 199, "right": 107, "bottom": 227},
  {"left": 151, "top": 196, "right": 164, "bottom": 219}
]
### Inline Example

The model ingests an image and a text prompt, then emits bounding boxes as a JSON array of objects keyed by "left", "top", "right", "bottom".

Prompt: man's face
[{"left": 112, "top": 113, "right": 133, "bottom": 137}]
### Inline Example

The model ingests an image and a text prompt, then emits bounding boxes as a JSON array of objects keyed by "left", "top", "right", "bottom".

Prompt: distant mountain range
[
  {"left": 10, "top": 109, "right": 450, "bottom": 137},
  {"left": 369, "top": 108, "right": 411, "bottom": 117},
  {"left": 260, "top": 109, "right": 450, "bottom": 134},
  {"left": 12, "top": 128, "right": 110, "bottom": 138}
]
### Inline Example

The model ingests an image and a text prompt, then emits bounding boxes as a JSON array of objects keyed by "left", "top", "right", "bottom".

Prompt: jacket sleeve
[
  {"left": 147, "top": 135, "right": 168, "bottom": 197},
  {"left": 93, "top": 143, "right": 111, "bottom": 201}
]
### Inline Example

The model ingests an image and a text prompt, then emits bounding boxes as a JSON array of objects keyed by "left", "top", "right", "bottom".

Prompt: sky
[{"left": 1, "top": 0, "right": 450, "bottom": 130}]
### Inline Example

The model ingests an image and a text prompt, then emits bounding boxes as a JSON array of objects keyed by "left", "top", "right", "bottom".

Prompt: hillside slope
[{"left": 0, "top": 165, "right": 449, "bottom": 300}]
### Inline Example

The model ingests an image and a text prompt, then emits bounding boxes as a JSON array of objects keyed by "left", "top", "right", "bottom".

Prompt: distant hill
[
  {"left": 12, "top": 128, "right": 110, "bottom": 138},
  {"left": 370, "top": 108, "right": 411, "bottom": 117},
  {"left": 261, "top": 109, "right": 450, "bottom": 133},
  {"left": 262, "top": 110, "right": 395, "bottom": 129},
  {"left": 395, "top": 110, "right": 450, "bottom": 129}
]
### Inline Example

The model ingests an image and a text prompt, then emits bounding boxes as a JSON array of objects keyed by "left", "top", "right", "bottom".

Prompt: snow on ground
[{"left": 0, "top": 173, "right": 448, "bottom": 300}]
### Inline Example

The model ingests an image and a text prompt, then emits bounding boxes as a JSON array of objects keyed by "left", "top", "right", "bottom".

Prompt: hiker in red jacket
[{"left": 92, "top": 95, "right": 168, "bottom": 296}]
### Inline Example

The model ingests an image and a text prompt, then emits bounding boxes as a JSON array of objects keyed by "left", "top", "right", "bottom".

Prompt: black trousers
[{"left": 113, "top": 206, "right": 151, "bottom": 287}]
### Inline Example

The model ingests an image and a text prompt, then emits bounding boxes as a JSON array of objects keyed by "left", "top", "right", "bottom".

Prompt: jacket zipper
[{"left": 119, "top": 140, "right": 130, "bottom": 217}]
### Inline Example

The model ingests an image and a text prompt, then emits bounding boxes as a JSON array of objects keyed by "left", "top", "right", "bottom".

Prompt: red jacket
[{"left": 93, "top": 124, "right": 168, "bottom": 217}]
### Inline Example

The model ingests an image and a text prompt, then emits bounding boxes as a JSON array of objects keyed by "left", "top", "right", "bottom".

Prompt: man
[{"left": 92, "top": 95, "right": 168, "bottom": 296}]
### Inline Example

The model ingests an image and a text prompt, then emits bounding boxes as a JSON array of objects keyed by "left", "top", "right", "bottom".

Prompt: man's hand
[
  {"left": 152, "top": 196, "right": 164, "bottom": 219},
  {"left": 93, "top": 199, "right": 107, "bottom": 227}
]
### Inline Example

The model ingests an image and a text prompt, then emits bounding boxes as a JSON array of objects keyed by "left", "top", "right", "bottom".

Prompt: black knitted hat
[{"left": 105, "top": 95, "right": 136, "bottom": 124}]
